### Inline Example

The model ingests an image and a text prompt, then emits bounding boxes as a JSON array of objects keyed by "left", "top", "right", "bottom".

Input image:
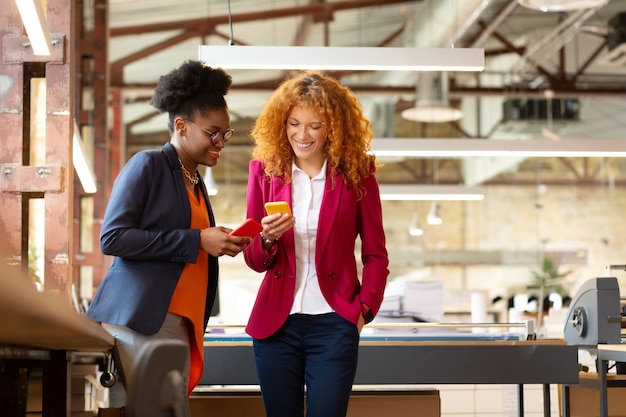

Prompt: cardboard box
[
  {"left": 347, "top": 391, "right": 440, "bottom": 417},
  {"left": 561, "top": 373, "right": 626, "bottom": 417},
  {"left": 190, "top": 389, "right": 440, "bottom": 417},
  {"left": 565, "top": 386, "right": 626, "bottom": 417},
  {"left": 98, "top": 407, "right": 126, "bottom": 417}
]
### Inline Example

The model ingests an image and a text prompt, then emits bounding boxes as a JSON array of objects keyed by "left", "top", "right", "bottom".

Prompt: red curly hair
[{"left": 250, "top": 70, "right": 380, "bottom": 199}]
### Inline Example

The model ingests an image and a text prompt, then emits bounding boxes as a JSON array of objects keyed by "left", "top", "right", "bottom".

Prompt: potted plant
[{"left": 529, "top": 256, "right": 572, "bottom": 328}]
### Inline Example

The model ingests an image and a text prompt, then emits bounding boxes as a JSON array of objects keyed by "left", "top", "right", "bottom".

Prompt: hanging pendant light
[
  {"left": 401, "top": 72, "right": 463, "bottom": 123},
  {"left": 427, "top": 202, "right": 443, "bottom": 225},
  {"left": 408, "top": 213, "right": 425, "bottom": 237},
  {"left": 517, "top": 0, "right": 608, "bottom": 12}
]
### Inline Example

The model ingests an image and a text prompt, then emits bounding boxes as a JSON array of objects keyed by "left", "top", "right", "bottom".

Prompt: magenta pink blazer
[{"left": 243, "top": 160, "right": 389, "bottom": 340}]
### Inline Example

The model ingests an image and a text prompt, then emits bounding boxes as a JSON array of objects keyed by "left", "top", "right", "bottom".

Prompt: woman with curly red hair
[{"left": 243, "top": 70, "right": 390, "bottom": 417}]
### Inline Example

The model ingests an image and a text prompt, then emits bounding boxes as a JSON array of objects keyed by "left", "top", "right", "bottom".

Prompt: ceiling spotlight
[
  {"left": 427, "top": 202, "right": 443, "bottom": 225},
  {"left": 517, "top": 0, "right": 608, "bottom": 12}
]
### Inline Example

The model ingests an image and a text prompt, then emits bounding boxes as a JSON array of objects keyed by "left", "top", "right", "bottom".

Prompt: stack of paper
[
  {"left": 379, "top": 293, "right": 402, "bottom": 314},
  {"left": 402, "top": 280, "right": 443, "bottom": 322}
]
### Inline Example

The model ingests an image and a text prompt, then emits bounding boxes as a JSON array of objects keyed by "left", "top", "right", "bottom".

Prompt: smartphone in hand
[
  {"left": 264, "top": 201, "right": 292, "bottom": 217},
  {"left": 230, "top": 218, "right": 263, "bottom": 241}
]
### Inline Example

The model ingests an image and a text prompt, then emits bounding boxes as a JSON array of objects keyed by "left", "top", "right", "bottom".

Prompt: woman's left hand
[{"left": 261, "top": 213, "right": 295, "bottom": 241}]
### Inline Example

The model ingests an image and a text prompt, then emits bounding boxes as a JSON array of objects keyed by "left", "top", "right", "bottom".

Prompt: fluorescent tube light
[
  {"left": 73, "top": 121, "right": 97, "bottom": 194},
  {"left": 198, "top": 46, "right": 485, "bottom": 72},
  {"left": 371, "top": 138, "right": 626, "bottom": 158},
  {"left": 15, "top": 0, "right": 51, "bottom": 56},
  {"left": 379, "top": 185, "right": 484, "bottom": 201}
]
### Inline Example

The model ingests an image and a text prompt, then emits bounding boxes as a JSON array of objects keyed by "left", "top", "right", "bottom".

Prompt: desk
[
  {"left": 596, "top": 344, "right": 626, "bottom": 417},
  {"left": 0, "top": 269, "right": 113, "bottom": 416},
  {"left": 201, "top": 332, "right": 578, "bottom": 417}
]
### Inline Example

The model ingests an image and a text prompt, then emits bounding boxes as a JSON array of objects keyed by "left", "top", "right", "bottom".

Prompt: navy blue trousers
[{"left": 253, "top": 313, "right": 359, "bottom": 417}]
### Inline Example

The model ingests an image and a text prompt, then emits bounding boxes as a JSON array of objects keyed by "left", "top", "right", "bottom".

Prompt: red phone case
[{"left": 230, "top": 218, "right": 263, "bottom": 239}]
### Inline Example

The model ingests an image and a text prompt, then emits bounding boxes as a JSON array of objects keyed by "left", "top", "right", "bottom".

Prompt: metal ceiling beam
[
  {"left": 110, "top": 31, "right": 201, "bottom": 86},
  {"left": 116, "top": 80, "right": 626, "bottom": 98},
  {"left": 572, "top": 38, "right": 608, "bottom": 79},
  {"left": 448, "top": 85, "right": 626, "bottom": 98},
  {"left": 485, "top": 23, "right": 554, "bottom": 80},
  {"left": 465, "top": 0, "right": 520, "bottom": 48},
  {"left": 108, "top": 0, "right": 418, "bottom": 87},
  {"left": 109, "top": 0, "right": 416, "bottom": 37}
]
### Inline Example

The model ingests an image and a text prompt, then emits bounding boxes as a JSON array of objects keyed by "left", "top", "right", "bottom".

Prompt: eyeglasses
[{"left": 183, "top": 118, "right": 234, "bottom": 145}]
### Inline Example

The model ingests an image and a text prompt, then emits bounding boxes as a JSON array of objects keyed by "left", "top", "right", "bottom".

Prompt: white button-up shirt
[{"left": 289, "top": 160, "right": 333, "bottom": 315}]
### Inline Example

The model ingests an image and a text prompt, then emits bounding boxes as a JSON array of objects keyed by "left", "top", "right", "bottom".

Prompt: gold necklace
[{"left": 177, "top": 157, "right": 199, "bottom": 185}]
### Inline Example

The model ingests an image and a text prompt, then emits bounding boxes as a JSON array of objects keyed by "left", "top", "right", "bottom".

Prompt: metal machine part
[
  {"left": 570, "top": 306, "right": 587, "bottom": 337},
  {"left": 100, "top": 349, "right": 117, "bottom": 388},
  {"left": 564, "top": 277, "right": 622, "bottom": 346}
]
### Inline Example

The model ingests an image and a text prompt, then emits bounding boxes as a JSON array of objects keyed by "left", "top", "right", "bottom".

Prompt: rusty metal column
[
  {"left": 43, "top": 0, "right": 75, "bottom": 300},
  {"left": 94, "top": 86, "right": 123, "bottom": 289},
  {"left": 72, "top": 0, "right": 110, "bottom": 299},
  {"left": 0, "top": 0, "right": 27, "bottom": 272},
  {"left": 108, "top": 87, "right": 123, "bottom": 197},
  {"left": 1, "top": 0, "right": 76, "bottom": 303}
]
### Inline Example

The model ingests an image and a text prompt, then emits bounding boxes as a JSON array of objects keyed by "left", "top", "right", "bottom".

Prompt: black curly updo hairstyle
[{"left": 150, "top": 60, "right": 232, "bottom": 134}]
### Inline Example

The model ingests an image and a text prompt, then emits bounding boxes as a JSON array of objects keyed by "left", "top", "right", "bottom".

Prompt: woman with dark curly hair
[
  {"left": 87, "top": 60, "right": 249, "bottom": 398},
  {"left": 243, "top": 70, "right": 390, "bottom": 417}
]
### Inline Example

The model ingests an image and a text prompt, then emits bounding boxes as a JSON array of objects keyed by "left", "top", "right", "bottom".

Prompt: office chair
[{"left": 126, "top": 339, "right": 190, "bottom": 417}]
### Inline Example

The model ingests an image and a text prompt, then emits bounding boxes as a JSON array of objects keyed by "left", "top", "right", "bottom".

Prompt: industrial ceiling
[{"left": 107, "top": 0, "right": 626, "bottom": 189}]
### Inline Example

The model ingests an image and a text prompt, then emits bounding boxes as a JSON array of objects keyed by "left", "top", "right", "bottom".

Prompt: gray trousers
[{"left": 102, "top": 312, "right": 191, "bottom": 398}]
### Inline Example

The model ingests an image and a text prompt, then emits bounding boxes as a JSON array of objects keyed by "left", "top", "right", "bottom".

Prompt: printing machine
[
  {"left": 563, "top": 276, "right": 622, "bottom": 347},
  {"left": 562, "top": 275, "right": 625, "bottom": 417}
]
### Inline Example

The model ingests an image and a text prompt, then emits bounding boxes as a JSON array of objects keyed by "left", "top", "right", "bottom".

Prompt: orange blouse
[{"left": 169, "top": 188, "right": 210, "bottom": 395}]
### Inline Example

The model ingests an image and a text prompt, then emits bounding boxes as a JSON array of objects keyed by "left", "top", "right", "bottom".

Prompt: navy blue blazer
[{"left": 87, "top": 142, "right": 218, "bottom": 335}]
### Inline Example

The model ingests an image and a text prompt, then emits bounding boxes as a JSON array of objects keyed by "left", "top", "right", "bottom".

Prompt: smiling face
[
  {"left": 286, "top": 105, "right": 327, "bottom": 176},
  {"left": 174, "top": 107, "right": 231, "bottom": 169}
]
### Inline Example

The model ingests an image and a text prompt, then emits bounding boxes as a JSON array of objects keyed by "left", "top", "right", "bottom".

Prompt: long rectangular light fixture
[
  {"left": 380, "top": 185, "right": 484, "bottom": 201},
  {"left": 15, "top": 0, "right": 51, "bottom": 56},
  {"left": 73, "top": 121, "right": 97, "bottom": 194},
  {"left": 371, "top": 138, "right": 626, "bottom": 158},
  {"left": 199, "top": 46, "right": 485, "bottom": 72}
]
